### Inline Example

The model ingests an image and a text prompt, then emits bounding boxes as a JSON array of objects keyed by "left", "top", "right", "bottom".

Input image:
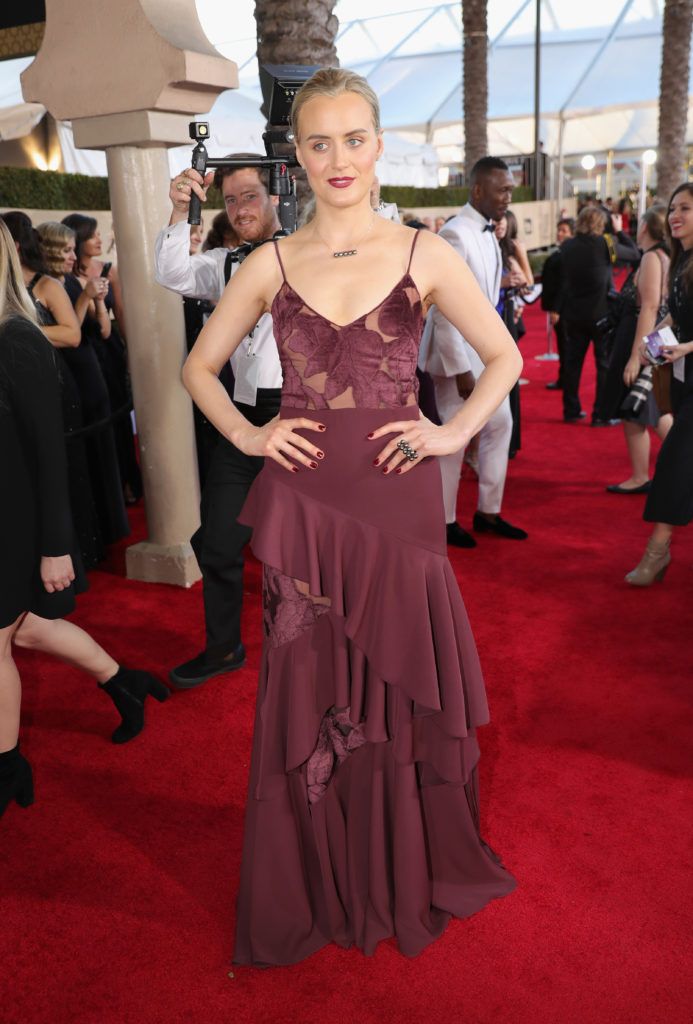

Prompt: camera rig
[{"left": 187, "top": 64, "right": 319, "bottom": 238}]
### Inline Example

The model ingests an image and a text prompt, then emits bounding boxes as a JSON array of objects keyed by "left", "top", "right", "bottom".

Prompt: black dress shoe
[
  {"left": 545, "top": 381, "right": 562, "bottom": 390},
  {"left": 591, "top": 417, "right": 620, "bottom": 427},
  {"left": 446, "top": 522, "right": 477, "bottom": 548},
  {"left": 563, "top": 412, "right": 587, "bottom": 423},
  {"left": 606, "top": 481, "right": 651, "bottom": 495},
  {"left": 473, "top": 512, "right": 528, "bottom": 540},
  {"left": 169, "top": 644, "right": 246, "bottom": 689}
]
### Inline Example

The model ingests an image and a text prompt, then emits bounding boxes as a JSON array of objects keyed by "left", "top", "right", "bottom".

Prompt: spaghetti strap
[
  {"left": 406, "top": 229, "right": 421, "bottom": 274},
  {"left": 273, "top": 239, "right": 287, "bottom": 282}
]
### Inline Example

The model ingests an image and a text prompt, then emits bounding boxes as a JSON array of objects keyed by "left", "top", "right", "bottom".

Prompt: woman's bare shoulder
[{"left": 36, "top": 275, "right": 65, "bottom": 301}]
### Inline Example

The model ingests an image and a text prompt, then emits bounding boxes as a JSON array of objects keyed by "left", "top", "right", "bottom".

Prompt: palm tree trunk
[
  {"left": 255, "top": 0, "right": 338, "bottom": 109},
  {"left": 462, "top": 0, "right": 489, "bottom": 180},
  {"left": 254, "top": 0, "right": 339, "bottom": 209},
  {"left": 656, "top": 0, "right": 693, "bottom": 202}
]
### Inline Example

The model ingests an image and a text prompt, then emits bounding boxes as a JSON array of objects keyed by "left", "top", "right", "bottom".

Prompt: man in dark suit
[
  {"left": 559, "top": 206, "right": 639, "bottom": 425},
  {"left": 541, "top": 217, "right": 574, "bottom": 391}
]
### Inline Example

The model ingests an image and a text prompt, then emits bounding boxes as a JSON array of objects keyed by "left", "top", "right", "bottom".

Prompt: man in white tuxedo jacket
[{"left": 422, "top": 157, "right": 528, "bottom": 546}]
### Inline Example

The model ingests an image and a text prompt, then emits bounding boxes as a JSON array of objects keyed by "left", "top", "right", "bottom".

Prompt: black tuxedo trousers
[{"left": 190, "top": 389, "right": 281, "bottom": 659}]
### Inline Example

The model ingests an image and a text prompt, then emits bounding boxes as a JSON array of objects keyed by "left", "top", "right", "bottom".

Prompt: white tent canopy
[{"left": 0, "top": 0, "right": 690, "bottom": 182}]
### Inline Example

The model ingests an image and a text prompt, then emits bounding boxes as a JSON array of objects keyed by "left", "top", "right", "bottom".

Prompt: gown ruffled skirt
[{"left": 233, "top": 405, "right": 516, "bottom": 966}]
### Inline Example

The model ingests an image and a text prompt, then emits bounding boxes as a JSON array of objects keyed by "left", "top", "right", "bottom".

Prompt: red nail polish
[
  {"left": 395, "top": 468, "right": 402, "bottom": 474},
  {"left": 367, "top": 432, "right": 375, "bottom": 439},
  {"left": 309, "top": 461, "right": 318, "bottom": 469},
  {"left": 316, "top": 451, "right": 324, "bottom": 459},
  {"left": 291, "top": 466, "right": 299, "bottom": 473},
  {"left": 382, "top": 466, "right": 388, "bottom": 474},
  {"left": 373, "top": 459, "right": 380, "bottom": 466},
  {"left": 318, "top": 424, "right": 326, "bottom": 431}
]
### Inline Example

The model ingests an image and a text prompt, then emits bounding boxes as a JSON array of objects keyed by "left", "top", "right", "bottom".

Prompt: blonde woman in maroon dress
[{"left": 183, "top": 69, "right": 522, "bottom": 966}]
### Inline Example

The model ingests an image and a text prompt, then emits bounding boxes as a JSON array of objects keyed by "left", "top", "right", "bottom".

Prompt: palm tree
[
  {"left": 656, "top": 0, "right": 693, "bottom": 202},
  {"left": 462, "top": 0, "right": 489, "bottom": 180},
  {"left": 254, "top": 0, "right": 339, "bottom": 207},
  {"left": 255, "top": 0, "right": 338, "bottom": 107}
]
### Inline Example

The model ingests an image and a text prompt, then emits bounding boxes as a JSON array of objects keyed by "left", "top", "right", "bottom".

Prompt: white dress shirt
[
  {"left": 154, "top": 220, "right": 282, "bottom": 389},
  {"left": 420, "top": 203, "right": 502, "bottom": 379}
]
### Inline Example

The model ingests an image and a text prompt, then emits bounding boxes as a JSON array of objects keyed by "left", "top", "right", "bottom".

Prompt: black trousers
[
  {"left": 554, "top": 317, "right": 567, "bottom": 387},
  {"left": 562, "top": 319, "right": 610, "bottom": 420},
  {"left": 190, "top": 389, "right": 281, "bottom": 660}
]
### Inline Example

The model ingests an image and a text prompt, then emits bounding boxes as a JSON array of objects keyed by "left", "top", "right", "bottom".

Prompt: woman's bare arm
[
  {"left": 419, "top": 230, "right": 522, "bottom": 445},
  {"left": 513, "top": 239, "right": 534, "bottom": 286},
  {"left": 107, "top": 265, "right": 127, "bottom": 341},
  {"left": 182, "top": 243, "right": 324, "bottom": 470},
  {"left": 369, "top": 229, "right": 522, "bottom": 470},
  {"left": 624, "top": 253, "right": 670, "bottom": 386},
  {"left": 36, "top": 277, "right": 81, "bottom": 348}
]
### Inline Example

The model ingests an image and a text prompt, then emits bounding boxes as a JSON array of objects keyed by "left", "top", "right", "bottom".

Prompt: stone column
[
  {"left": 107, "top": 144, "right": 199, "bottom": 584},
  {"left": 21, "top": 0, "right": 237, "bottom": 586}
]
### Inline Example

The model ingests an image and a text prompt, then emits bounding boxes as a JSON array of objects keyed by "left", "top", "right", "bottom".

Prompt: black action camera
[{"left": 187, "top": 64, "right": 319, "bottom": 236}]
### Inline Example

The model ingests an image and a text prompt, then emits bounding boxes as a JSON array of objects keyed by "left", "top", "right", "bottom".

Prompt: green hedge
[
  {"left": 0, "top": 165, "right": 537, "bottom": 211},
  {"left": 380, "top": 184, "right": 535, "bottom": 207},
  {"left": 0, "top": 166, "right": 111, "bottom": 209}
]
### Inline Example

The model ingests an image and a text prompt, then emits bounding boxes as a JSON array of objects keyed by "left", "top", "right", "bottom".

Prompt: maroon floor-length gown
[{"left": 234, "top": 232, "right": 516, "bottom": 966}]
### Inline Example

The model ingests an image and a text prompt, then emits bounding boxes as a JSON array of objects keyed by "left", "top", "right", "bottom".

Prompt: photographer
[{"left": 155, "top": 156, "right": 283, "bottom": 688}]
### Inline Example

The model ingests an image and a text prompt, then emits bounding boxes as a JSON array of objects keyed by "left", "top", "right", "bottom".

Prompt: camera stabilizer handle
[{"left": 187, "top": 122, "right": 298, "bottom": 235}]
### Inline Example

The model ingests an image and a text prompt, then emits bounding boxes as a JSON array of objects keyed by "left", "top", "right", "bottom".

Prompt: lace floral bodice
[{"left": 270, "top": 234, "right": 423, "bottom": 410}]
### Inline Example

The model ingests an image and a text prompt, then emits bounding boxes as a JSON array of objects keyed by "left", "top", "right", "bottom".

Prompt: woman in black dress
[
  {"left": 604, "top": 206, "right": 672, "bottom": 494},
  {"left": 1, "top": 212, "right": 105, "bottom": 568},
  {"left": 0, "top": 222, "right": 168, "bottom": 819},
  {"left": 62, "top": 214, "right": 142, "bottom": 506},
  {"left": 626, "top": 184, "right": 693, "bottom": 584},
  {"left": 37, "top": 221, "right": 130, "bottom": 545},
  {"left": 495, "top": 211, "right": 533, "bottom": 456}
]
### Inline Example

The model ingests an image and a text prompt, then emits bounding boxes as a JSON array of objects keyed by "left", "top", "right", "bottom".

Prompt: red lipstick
[{"left": 328, "top": 177, "right": 355, "bottom": 188}]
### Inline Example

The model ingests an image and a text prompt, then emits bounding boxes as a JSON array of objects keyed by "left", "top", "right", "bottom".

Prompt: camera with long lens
[
  {"left": 187, "top": 63, "right": 319, "bottom": 242},
  {"left": 620, "top": 365, "right": 654, "bottom": 416}
]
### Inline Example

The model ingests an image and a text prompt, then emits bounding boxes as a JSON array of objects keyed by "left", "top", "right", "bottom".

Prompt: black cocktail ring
[{"left": 397, "top": 439, "right": 418, "bottom": 461}]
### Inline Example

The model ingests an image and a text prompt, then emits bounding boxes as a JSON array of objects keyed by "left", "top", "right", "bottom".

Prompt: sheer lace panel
[
  {"left": 306, "top": 706, "right": 367, "bottom": 805},
  {"left": 271, "top": 277, "right": 422, "bottom": 410},
  {"left": 263, "top": 564, "right": 331, "bottom": 649}
]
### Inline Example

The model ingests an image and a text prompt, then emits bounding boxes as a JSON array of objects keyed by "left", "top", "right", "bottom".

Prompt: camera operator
[{"left": 154, "top": 156, "right": 283, "bottom": 688}]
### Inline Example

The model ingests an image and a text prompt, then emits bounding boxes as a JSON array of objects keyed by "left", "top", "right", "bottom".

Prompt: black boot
[
  {"left": 99, "top": 668, "right": 170, "bottom": 744},
  {"left": 0, "top": 742, "right": 34, "bottom": 818}
]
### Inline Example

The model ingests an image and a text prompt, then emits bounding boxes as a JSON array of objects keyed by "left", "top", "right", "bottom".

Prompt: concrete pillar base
[{"left": 126, "top": 540, "right": 201, "bottom": 588}]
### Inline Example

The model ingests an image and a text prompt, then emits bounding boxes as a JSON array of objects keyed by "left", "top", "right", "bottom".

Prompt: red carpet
[{"left": 2, "top": 302, "right": 691, "bottom": 1024}]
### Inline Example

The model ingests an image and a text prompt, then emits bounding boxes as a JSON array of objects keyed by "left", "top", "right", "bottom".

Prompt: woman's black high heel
[
  {"left": 99, "top": 667, "right": 170, "bottom": 744},
  {"left": 0, "top": 743, "right": 34, "bottom": 818}
]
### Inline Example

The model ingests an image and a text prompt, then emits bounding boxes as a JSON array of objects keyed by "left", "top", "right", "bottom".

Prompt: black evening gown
[
  {"left": 94, "top": 282, "right": 142, "bottom": 502},
  {"left": 63, "top": 274, "right": 129, "bottom": 544},
  {"left": 27, "top": 274, "right": 104, "bottom": 570},
  {"left": 0, "top": 317, "right": 79, "bottom": 627},
  {"left": 497, "top": 281, "right": 521, "bottom": 454},
  {"left": 603, "top": 254, "right": 668, "bottom": 426},
  {"left": 644, "top": 252, "right": 693, "bottom": 526}
]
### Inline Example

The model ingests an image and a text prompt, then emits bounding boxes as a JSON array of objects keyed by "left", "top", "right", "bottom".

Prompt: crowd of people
[{"left": 1, "top": 65, "right": 692, "bottom": 971}]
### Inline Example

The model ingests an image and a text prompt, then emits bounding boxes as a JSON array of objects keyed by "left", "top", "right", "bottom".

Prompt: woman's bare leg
[
  {"left": 650, "top": 522, "right": 674, "bottom": 546},
  {"left": 0, "top": 616, "right": 24, "bottom": 752},
  {"left": 619, "top": 421, "right": 650, "bottom": 488},
  {"left": 655, "top": 413, "right": 673, "bottom": 441},
  {"left": 13, "top": 614, "right": 118, "bottom": 684}
]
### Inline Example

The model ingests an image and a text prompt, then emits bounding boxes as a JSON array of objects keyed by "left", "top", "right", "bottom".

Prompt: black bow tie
[{"left": 483, "top": 223, "right": 495, "bottom": 232}]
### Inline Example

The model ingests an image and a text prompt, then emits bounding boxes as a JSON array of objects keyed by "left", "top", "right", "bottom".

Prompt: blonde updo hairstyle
[
  {"left": 36, "top": 221, "right": 76, "bottom": 277},
  {"left": 291, "top": 67, "right": 381, "bottom": 142}
]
